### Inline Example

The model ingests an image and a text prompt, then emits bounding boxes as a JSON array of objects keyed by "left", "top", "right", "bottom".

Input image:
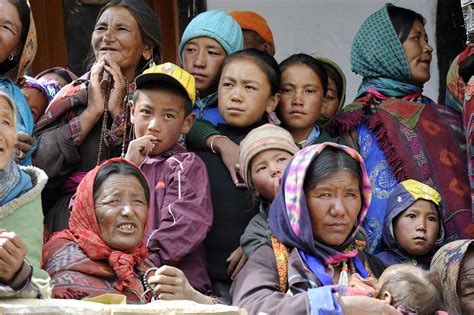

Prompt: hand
[
  {"left": 148, "top": 265, "right": 213, "bottom": 304},
  {"left": 209, "top": 136, "right": 246, "bottom": 188},
  {"left": 16, "top": 133, "right": 34, "bottom": 161},
  {"left": 102, "top": 55, "right": 126, "bottom": 119},
  {"left": 0, "top": 231, "right": 27, "bottom": 284},
  {"left": 226, "top": 246, "right": 247, "bottom": 280},
  {"left": 338, "top": 296, "right": 401, "bottom": 315},
  {"left": 125, "top": 135, "right": 157, "bottom": 165},
  {"left": 87, "top": 56, "right": 108, "bottom": 118}
]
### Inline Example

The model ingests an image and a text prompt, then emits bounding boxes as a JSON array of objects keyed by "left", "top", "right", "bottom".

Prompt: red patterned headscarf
[{"left": 48, "top": 158, "right": 149, "bottom": 292}]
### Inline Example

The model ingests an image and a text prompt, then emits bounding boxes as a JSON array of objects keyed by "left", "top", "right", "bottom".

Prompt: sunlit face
[
  {"left": 394, "top": 199, "right": 440, "bottom": 256},
  {"left": 182, "top": 37, "right": 226, "bottom": 98},
  {"left": 94, "top": 173, "right": 148, "bottom": 251},
  {"left": 458, "top": 248, "right": 474, "bottom": 315},
  {"left": 0, "top": 96, "right": 16, "bottom": 170},
  {"left": 21, "top": 87, "right": 47, "bottom": 122},
  {"left": 0, "top": 1, "right": 22, "bottom": 65},
  {"left": 250, "top": 149, "right": 293, "bottom": 201},
  {"left": 132, "top": 88, "right": 194, "bottom": 156},
  {"left": 279, "top": 64, "right": 325, "bottom": 142},
  {"left": 218, "top": 58, "right": 278, "bottom": 127},
  {"left": 91, "top": 6, "right": 151, "bottom": 81},
  {"left": 305, "top": 170, "right": 361, "bottom": 246},
  {"left": 402, "top": 19, "right": 433, "bottom": 84},
  {"left": 321, "top": 77, "right": 340, "bottom": 120}
]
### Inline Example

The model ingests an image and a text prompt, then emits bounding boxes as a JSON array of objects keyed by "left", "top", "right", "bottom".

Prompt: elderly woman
[
  {"left": 329, "top": 4, "right": 472, "bottom": 252},
  {"left": 0, "top": 91, "right": 50, "bottom": 298},
  {"left": 430, "top": 240, "right": 474, "bottom": 314},
  {"left": 231, "top": 143, "right": 398, "bottom": 314},
  {"left": 0, "top": 0, "right": 37, "bottom": 165},
  {"left": 33, "top": 0, "right": 162, "bottom": 235}
]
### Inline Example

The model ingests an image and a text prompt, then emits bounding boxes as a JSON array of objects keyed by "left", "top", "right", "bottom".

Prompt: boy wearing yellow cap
[
  {"left": 375, "top": 179, "right": 446, "bottom": 269},
  {"left": 126, "top": 63, "right": 214, "bottom": 295}
]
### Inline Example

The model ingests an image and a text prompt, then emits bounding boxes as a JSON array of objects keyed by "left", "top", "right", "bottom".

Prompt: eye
[
  {"left": 406, "top": 213, "right": 416, "bottom": 219},
  {"left": 306, "top": 89, "right": 316, "bottom": 94},
  {"left": 256, "top": 165, "right": 266, "bottom": 173},
  {"left": 222, "top": 82, "right": 233, "bottom": 88},
  {"left": 133, "top": 198, "right": 146, "bottom": 205},
  {"left": 164, "top": 113, "right": 175, "bottom": 119},
  {"left": 0, "top": 118, "right": 11, "bottom": 126},
  {"left": 317, "top": 192, "right": 331, "bottom": 198},
  {"left": 139, "top": 109, "right": 151, "bottom": 115},
  {"left": 184, "top": 47, "right": 196, "bottom": 53},
  {"left": 281, "top": 87, "right": 292, "bottom": 94},
  {"left": 427, "top": 215, "right": 438, "bottom": 222},
  {"left": 95, "top": 25, "right": 106, "bottom": 31},
  {"left": 277, "top": 157, "right": 287, "bottom": 163},
  {"left": 245, "top": 85, "right": 257, "bottom": 91}
]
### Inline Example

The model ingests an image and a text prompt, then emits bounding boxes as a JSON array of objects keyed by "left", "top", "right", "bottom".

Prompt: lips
[
  {"left": 413, "top": 236, "right": 427, "bottom": 241},
  {"left": 226, "top": 106, "right": 244, "bottom": 113},
  {"left": 325, "top": 222, "right": 348, "bottom": 232},
  {"left": 192, "top": 73, "right": 207, "bottom": 80},
  {"left": 117, "top": 222, "right": 137, "bottom": 233},
  {"left": 289, "top": 110, "right": 306, "bottom": 116}
]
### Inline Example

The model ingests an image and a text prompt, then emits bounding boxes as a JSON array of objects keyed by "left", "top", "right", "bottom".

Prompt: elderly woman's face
[
  {"left": 403, "top": 19, "right": 433, "bottom": 85},
  {"left": 305, "top": 170, "right": 361, "bottom": 246},
  {"left": 0, "top": 97, "right": 17, "bottom": 170},
  {"left": 0, "top": 1, "right": 22, "bottom": 64},
  {"left": 458, "top": 249, "right": 474, "bottom": 314},
  {"left": 91, "top": 6, "right": 151, "bottom": 80},
  {"left": 94, "top": 173, "right": 148, "bottom": 251}
]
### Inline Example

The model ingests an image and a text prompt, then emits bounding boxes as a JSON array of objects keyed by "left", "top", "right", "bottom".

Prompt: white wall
[{"left": 207, "top": 0, "right": 438, "bottom": 102}]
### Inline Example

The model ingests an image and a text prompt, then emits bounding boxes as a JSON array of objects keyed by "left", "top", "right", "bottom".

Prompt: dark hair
[
  {"left": 93, "top": 161, "right": 150, "bottom": 205},
  {"left": 378, "top": 268, "right": 441, "bottom": 315},
  {"left": 245, "top": 30, "right": 266, "bottom": 46},
  {"left": 303, "top": 146, "right": 362, "bottom": 191},
  {"left": 133, "top": 81, "right": 193, "bottom": 116},
  {"left": 86, "top": 0, "right": 163, "bottom": 75},
  {"left": 279, "top": 53, "right": 328, "bottom": 96},
  {"left": 321, "top": 63, "right": 343, "bottom": 102},
  {"left": 221, "top": 48, "right": 281, "bottom": 95},
  {"left": 37, "top": 67, "right": 76, "bottom": 84},
  {"left": 9, "top": 0, "right": 30, "bottom": 61},
  {"left": 387, "top": 5, "right": 426, "bottom": 44}
]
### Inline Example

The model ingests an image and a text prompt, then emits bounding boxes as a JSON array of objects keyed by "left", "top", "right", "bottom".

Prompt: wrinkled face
[
  {"left": 402, "top": 19, "right": 433, "bottom": 84},
  {"left": 95, "top": 173, "right": 148, "bottom": 251},
  {"left": 91, "top": 6, "right": 151, "bottom": 81},
  {"left": 279, "top": 64, "right": 324, "bottom": 141},
  {"left": 182, "top": 37, "right": 226, "bottom": 98},
  {"left": 0, "top": 97, "right": 16, "bottom": 170},
  {"left": 458, "top": 249, "right": 474, "bottom": 315},
  {"left": 321, "top": 77, "right": 340, "bottom": 120},
  {"left": 218, "top": 58, "right": 277, "bottom": 127},
  {"left": 250, "top": 149, "right": 293, "bottom": 201},
  {"left": 0, "top": 1, "right": 22, "bottom": 64},
  {"left": 132, "top": 89, "right": 194, "bottom": 156},
  {"left": 394, "top": 199, "right": 440, "bottom": 256},
  {"left": 21, "top": 87, "right": 47, "bottom": 122},
  {"left": 305, "top": 170, "right": 361, "bottom": 246}
]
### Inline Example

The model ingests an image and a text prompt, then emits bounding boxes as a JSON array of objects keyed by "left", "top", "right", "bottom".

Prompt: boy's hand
[
  {"left": 226, "top": 246, "right": 247, "bottom": 280},
  {"left": 125, "top": 135, "right": 156, "bottom": 165},
  {"left": 0, "top": 231, "right": 27, "bottom": 284}
]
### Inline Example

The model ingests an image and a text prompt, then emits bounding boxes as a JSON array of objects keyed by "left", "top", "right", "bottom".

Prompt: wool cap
[
  {"left": 179, "top": 10, "right": 243, "bottom": 64},
  {"left": 240, "top": 124, "right": 298, "bottom": 187},
  {"left": 229, "top": 11, "right": 274, "bottom": 47}
]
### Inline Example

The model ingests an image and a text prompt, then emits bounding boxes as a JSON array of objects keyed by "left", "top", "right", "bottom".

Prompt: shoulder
[{"left": 165, "top": 151, "right": 208, "bottom": 171}]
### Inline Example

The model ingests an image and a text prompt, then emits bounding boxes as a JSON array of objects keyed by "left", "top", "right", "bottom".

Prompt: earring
[
  {"left": 8, "top": 55, "right": 14, "bottom": 61},
  {"left": 148, "top": 59, "right": 156, "bottom": 69}
]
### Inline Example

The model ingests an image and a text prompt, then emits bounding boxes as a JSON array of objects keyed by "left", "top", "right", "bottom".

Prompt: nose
[
  {"left": 121, "top": 203, "right": 133, "bottom": 217},
  {"left": 230, "top": 85, "right": 243, "bottom": 103},
  {"left": 423, "top": 40, "right": 433, "bottom": 55},
  {"left": 270, "top": 163, "right": 283, "bottom": 177},
  {"left": 329, "top": 197, "right": 345, "bottom": 217},
  {"left": 102, "top": 27, "right": 115, "bottom": 44},
  {"left": 416, "top": 218, "right": 427, "bottom": 231},
  {"left": 147, "top": 117, "right": 161, "bottom": 133},
  {"left": 194, "top": 49, "right": 207, "bottom": 68},
  {"left": 292, "top": 89, "right": 304, "bottom": 106}
]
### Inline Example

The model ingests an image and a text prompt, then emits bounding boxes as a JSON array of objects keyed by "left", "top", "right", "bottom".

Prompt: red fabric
[{"left": 46, "top": 158, "right": 149, "bottom": 292}]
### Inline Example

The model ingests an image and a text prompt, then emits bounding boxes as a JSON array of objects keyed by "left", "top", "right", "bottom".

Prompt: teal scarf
[{"left": 0, "top": 160, "right": 32, "bottom": 206}]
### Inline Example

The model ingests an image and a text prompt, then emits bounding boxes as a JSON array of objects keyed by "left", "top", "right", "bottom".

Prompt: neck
[{"left": 289, "top": 127, "right": 313, "bottom": 143}]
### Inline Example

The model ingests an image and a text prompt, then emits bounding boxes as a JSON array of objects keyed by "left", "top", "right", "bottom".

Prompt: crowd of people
[{"left": 0, "top": 0, "right": 473, "bottom": 314}]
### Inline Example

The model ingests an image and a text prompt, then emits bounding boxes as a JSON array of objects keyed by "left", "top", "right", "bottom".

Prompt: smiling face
[
  {"left": 132, "top": 88, "right": 194, "bottom": 156},
  {"left": 218, "top": 58, "right": 278, "bottom": 127},
  {"left": 91, "top": 6, "right": 152, "bottom": 81},
  {"left": 402, "top": 19, "right": 433, "bottom": 85},
  {"left": 0, "top": 1, "right": 22, "bottom": 64},
  {"left": 250, "top": 149, "right": 293, "bottom": 201},
  {"left": 181, "top": 37, "right": 226, "bottom": 98},
  {"left": 0, "top": 96, "right": 16, "bottom": 170},
  {"left": 458, "top": 248, "right": 474, "bottom": 314},
  {"left": 393, "top": 199, "right": 440, "bottom": 256},
  {"left": 94, "top": 173, "right": 148, "bottom": 251},
  {"left": 305, "top": 170, "right": 362, "bottom": 246},
  {"left": 279, "top": 63, "right": 325, "bottom": 142}
]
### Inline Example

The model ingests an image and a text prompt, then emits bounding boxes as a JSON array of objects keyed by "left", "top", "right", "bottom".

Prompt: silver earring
[
  {"left": 8, "top": 55, "right": 14, "bottom": 61},
  {"left": 148, "top": 59, "right": 156, "bottom": 68}
]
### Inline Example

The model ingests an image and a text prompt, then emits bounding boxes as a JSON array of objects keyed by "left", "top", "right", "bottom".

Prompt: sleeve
[
  {"left": 0, "top": 261, "right": 46, "bottom": 299},
  {"left": 186, "top": 119, "right": 221, "bottom": 150},
  {"left": 240, "top": 212, "right": 272, "bottom": 258},
  {"left": 146, "top": 154, "right": 213, "bottom": 266},
  {"left": 230, "top": 246, "right": 311, "bottom": 314}
]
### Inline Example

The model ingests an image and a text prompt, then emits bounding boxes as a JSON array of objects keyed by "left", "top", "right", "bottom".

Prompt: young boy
[
  {"left": 238, "top": 124, "right": 298, "bottom": 258},
  {"left": 375, "top": 179, "right": 445, "bottom": 269},
  {"left": 229, "top": 11, "right": 275, "bottom": 56},
  {"left": 126, "top": 62, "right": 213, "bottom": 293}
]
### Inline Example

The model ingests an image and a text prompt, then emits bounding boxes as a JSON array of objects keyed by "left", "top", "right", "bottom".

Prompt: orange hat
[{"left": 229, "top": 11, "right": 274, "bottom": 47}]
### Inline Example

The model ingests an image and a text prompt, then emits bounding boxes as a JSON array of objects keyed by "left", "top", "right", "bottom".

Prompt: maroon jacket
[{"left": 141, "top": 146, "right": 213, "bottom": 293}]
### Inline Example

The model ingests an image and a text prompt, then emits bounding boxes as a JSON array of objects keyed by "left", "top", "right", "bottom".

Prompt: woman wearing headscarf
[
  {"left": 33, "top": 0, "right": 163, "bottom": 235},
  {"left": 231, "top": 143, "right": 396, "bottom": 314},
  {"left": 329, "top": 4, "right": 472, "bottom": 253}
]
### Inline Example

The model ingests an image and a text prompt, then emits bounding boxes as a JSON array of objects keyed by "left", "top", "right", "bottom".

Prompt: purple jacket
[{"left": 141, "top": 146, "right": 213, "bottom": 293}]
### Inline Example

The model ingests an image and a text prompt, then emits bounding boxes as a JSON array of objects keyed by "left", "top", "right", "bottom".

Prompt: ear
[
  {"left": 382, "top": 291, "right": 392, "bottom": 305},
  {"left": 265, "top": 93, "right": 280, "bottom": 114},
  {"left": 142, "top": 44, "right": 153, "bottom": 61},
  {"left": 262, "top": 42, "right": 275, "bottom": 56},
  {"left": 129, "top": 100, "right": 135, "bottom": 124},
  {"left": 181, "top": 112, "right": 196, "bottom": 135}
]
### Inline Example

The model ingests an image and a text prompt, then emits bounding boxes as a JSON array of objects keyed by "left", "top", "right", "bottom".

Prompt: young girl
[
  {"left": 238, "top": 124, "right": 299, "bottom": 258},
  {"left": 278, "top": 53, "right": 344, "bottom": 148},
  {"left": 193, "top": 49, "right": 280, "bottom": 302}
]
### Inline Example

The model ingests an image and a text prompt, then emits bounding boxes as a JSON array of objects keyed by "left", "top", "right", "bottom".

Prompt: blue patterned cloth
[{"left": 357, "top": 123, "right": 398, "bottom": 253}]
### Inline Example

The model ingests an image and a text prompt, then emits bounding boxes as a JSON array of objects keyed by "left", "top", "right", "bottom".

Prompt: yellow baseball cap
[{"left": 135, "top": 62, "right": 196, "bottom": 105}]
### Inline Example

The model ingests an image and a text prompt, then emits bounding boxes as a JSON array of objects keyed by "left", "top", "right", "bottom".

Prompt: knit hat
[
  {"left": 179, "top": 10, "right": 243, "bottom": 64},
  {"left": 240, "top": 124, "right": 298, "bottom": 188},
  {"left": 229, "top": 11, "right": 274, "bottom": 48}
]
